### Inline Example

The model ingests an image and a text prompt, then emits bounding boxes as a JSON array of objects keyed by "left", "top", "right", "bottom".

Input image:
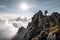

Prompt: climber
[{"left": 45, "top": 10, "right": 48, "bottom": 15}]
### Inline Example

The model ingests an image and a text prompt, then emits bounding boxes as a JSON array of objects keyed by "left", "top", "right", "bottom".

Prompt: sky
[{"left": 0, "top": 0, "right": 60, "bottom": 15}]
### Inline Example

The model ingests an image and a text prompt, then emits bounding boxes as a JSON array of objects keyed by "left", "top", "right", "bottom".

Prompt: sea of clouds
[{"left": 0, "top": 16, "right": 31, "bottom": 40}]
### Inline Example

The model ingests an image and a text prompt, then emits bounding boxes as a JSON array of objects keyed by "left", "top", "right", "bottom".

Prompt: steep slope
[
  {"left": 12, "top": 27, "right": 25, "bottom": 40},
  {"left": 12, "top": 10, "right": 60, "bottom": 40},
  {"left": 24, "top": 10, "right": 60, "bottom": 40}
]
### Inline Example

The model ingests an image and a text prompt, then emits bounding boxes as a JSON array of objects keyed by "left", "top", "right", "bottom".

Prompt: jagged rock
[
  {"left": 31, "top": 35, "right": 41, "bottom": 40},
  {"left": 27, "top": 22, "right": 32, "bottom": 29},
  {"left": 51, "top": 12, "right": 60, "bottom": 25},
  {"left": 11, "top": 27, "right": 26, "bottom": 40},
  {"left": 24, "top": 10, "right": 44, "bottom": 40},
  {"left": 23, "top": 11, "right": 60, "bottom": 40},
  {"left": 47, "top": 33, "right": 56, "bottom": 40},
  {"left": 12, "top": 10, "right": 60, "bottom": 40}
]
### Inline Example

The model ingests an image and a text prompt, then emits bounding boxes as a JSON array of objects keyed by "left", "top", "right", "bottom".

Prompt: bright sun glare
[{"left": 20, "top": 3, "right": 28, "bottom": 10}]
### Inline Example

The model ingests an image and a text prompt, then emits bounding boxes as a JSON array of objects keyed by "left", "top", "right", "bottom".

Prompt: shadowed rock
[
  {"left": 12, "top": 27, "right": 25, "bottom": 40},
  {"left": 12, "top": 10, "right": 60, "bottom": 40},
  {"left": 23, "top": 11, "right": 60, "bottom": 40}
]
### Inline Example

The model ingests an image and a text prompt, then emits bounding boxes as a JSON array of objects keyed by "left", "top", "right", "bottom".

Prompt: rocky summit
[{"left": 12, "top": 10, "right": 60, "bottom": 40}]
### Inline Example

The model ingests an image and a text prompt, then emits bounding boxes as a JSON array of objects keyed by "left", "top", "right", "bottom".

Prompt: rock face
[
  {"left": 23, "top": 10, "right": 60, "bottom": 40},
  {"left": 12, "top": 10, "right": 60, "bottom": 40},
  {"left": 12, "top": 27, "right": 26, "bottom": 40}
]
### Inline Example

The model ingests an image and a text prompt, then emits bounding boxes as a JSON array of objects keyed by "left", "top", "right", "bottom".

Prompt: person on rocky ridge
[{"left": 45, "top": 10, "right": 48, "bottom": 15}]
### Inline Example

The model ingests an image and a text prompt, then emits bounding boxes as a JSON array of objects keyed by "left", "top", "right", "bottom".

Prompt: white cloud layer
[
  {"left": 11, "top": 17, "right": 31, "bottom": 28},
  {"left": 0, "top": 16, "right": 19, "bottom": 39},
  {"left": 0, "top": 16, "right": 31, "bottom": 39}
]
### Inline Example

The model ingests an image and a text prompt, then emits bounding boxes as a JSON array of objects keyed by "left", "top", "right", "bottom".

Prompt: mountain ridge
[{"left": 12, "top": 10, "right": 60, "bottom": 40}]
